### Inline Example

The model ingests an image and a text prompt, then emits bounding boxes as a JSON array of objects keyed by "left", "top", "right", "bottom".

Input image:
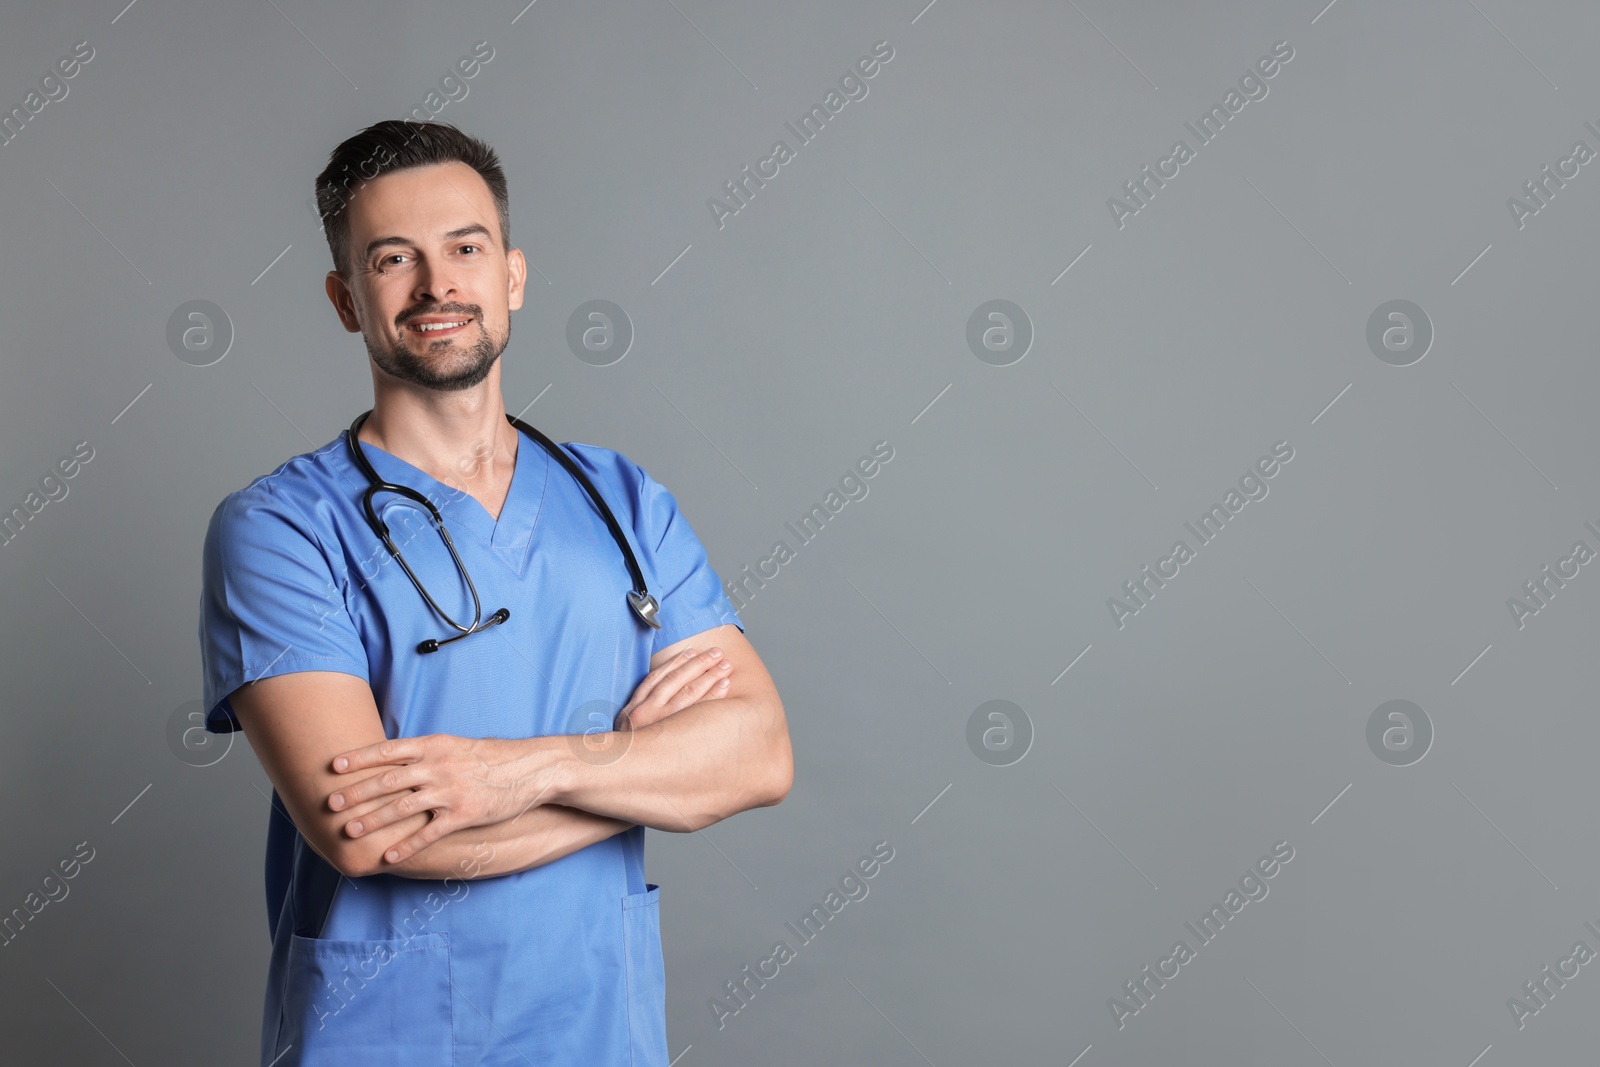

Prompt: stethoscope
[{"left": 346, "top": 409, "right": 662, "bottom": 653}]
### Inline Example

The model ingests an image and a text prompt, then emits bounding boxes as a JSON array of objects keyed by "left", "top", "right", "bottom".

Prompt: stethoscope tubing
[{"left": 346, "top": 409, "right": 661, "bottom": 652}]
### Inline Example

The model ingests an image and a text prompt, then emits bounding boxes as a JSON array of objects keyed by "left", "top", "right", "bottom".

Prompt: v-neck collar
[{"left": 341, "top": 424, "right": 551, "bottom": 576}]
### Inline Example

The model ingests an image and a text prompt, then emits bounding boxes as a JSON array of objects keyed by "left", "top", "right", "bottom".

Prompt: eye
[
  {"left": 378, "top": 253, "right": 409, "bottom": 268},
  {"left": 459, "top": 244, "right": 480, "bottom": 254}
]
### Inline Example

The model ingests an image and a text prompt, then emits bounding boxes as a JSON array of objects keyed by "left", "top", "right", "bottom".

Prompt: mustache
[{"left": 398, "top": 304, "right": 481, "bottom": 326}]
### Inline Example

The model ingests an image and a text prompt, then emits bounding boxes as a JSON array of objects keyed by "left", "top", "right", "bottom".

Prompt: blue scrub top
[{"left": 198, "top": 425, "right": 743, "bottom": 1066}]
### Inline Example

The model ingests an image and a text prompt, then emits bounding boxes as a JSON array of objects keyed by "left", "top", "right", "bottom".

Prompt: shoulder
[
  {"left": 556, "top": 440, "right": 646, "bottom": 484},
  {"left": 205, "top": 433, "right": 348, "bottom": 548},
  {"left": 555, "top": 441, "right": 694, "bottom": 547},
  {"left": 555, "top": 439, "right": 657, "bottom": 507}
]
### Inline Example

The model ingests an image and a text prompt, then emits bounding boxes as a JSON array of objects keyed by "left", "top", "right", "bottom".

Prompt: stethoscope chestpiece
[{"left": 628, "top": 591, "right": 663, "bottom": 630}]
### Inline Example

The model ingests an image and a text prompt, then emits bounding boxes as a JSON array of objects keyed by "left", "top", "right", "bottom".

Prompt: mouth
[{"left": 405, "top": 317, "right": 473, "bottom": 338}]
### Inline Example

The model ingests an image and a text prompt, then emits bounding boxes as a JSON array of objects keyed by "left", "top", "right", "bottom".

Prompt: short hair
[{"left": 314, "top": 119, "right": 510, "bottom": 275}]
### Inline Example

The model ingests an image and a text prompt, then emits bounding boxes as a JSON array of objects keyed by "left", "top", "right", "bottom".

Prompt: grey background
[{"left": 1, "top": 0, "right": 1594, "bottom": 1063}]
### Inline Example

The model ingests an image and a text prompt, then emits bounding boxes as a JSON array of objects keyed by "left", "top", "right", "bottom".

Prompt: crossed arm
[{"left": 230, "top": 623, "right": 792, "bottom": 881}]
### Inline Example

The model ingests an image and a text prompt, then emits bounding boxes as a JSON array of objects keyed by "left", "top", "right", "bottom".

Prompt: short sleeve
[
  {"left": 198, "top": 484, "right": 370, "bottom": 733},
  {"left": 630, "top": 463, "right": 745, "bottom": 655}
]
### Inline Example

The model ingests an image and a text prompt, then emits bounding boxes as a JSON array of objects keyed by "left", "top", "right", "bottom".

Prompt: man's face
[{"left": 326, "top": 160, "right": 525, "bottom": 392}]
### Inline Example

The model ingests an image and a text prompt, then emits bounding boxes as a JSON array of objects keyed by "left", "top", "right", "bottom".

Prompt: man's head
[{"left": 317, "top": 120, "right": 525, "bottom": 393}]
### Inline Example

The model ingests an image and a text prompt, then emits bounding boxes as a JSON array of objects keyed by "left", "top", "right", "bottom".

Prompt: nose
[{"left": 411, "top": 260, "right": 461, "bottom": 307}]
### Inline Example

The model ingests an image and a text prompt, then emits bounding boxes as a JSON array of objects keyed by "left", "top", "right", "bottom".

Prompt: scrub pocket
[
  {"left": 622, "top": 884, "right": 668, "bottom": 1066},
  {"left": 275, "top": 929, "right": 453, "bottom": 1066}
]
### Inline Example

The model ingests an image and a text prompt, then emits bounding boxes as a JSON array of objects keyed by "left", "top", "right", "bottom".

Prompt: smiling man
[{"left": 197, "top": 119, "right": 791, "bottom": 1066}]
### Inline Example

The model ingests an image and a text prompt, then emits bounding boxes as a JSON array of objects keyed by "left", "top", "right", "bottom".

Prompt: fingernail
[
  {"left": 681, "top": 648, "right": 697, "bottom": 657},
  {"left": 718, "top": 660, "right": 731, "bottom": 670},
  {"left": 350, "top": 821, "right": 363, "bottom": 835},
  {"left": 330, "top": 794, "right": 344, "bottom": 809},
  {"left": 706, "top": 647, "right": 722, "bottom": 657},
  {"left": 717, "top": 677, "right": 730, "bottom": 687}
]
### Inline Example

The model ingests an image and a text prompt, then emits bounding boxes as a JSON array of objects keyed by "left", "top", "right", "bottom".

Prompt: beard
[{"left": 366, "top": 308, "right": 508, "bottom": 392}]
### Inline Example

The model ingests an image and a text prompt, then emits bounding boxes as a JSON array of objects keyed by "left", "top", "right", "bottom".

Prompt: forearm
[
  {"left": 518, "top": 694, "right": 791, "bottom": 833},
  {"left": 355, "top": 801, "right": 633, "bottom": 880}
]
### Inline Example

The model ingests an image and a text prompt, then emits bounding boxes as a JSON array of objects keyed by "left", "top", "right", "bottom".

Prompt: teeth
[{"left": 413, "top": 321, "right": 467, "bottom": 332}]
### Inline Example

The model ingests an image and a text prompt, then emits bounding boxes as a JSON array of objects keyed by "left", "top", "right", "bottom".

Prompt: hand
[
  {"left": 326, "top": 734, "right": 542, "bottom": 866},
  {"left": 614, "top": 646, "right": 734, "bottom": 731}
]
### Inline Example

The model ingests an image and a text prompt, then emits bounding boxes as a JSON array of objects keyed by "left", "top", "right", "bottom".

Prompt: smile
[{"left": 407, "top": 319, "right": 471, "bottom": 335}]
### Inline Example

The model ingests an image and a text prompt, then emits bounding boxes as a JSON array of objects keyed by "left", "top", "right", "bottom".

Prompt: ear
[
  {"left": 325, "top": 271, "right": 362, "bottom": 333},
  {"left": 506, "top": 246, "right": 527, "bottom": 313}
]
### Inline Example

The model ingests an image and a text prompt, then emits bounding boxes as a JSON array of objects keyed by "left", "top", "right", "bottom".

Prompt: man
[{"left": 197, "top": 119, "right": 792, "bottom": 1066}]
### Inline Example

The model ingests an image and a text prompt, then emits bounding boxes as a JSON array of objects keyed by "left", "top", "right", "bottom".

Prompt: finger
[
  {"left": 618, "top": 685, "right": 694, "bottom": 730},
  {"left": 380, "top": 811, "right": 451, "bottom": 865},
  {"left": 619, "top": 649, "right": 730, "bottom": 727},
  {"left": 626, "top": 648, "right": 700, "bottom": 706},
  {"left": 332, "top": 736, "right": 424, "bottom": 774},
  {"left": 656, "top": 651, "right": 731, "bottom": 705},
  {"left": 645, "top": 649, "right": 727, "bottom": 708},
  {"left": 344, "top": 787, "right": 438, "bottom": 838},
  {"left": 629, "top": 661, "right": 733, "bottom": 728},
  {"left": 638, "top": 648, "right": 703, "bottom": 692},
  {"left": 333, "top": 786, "right": 421, "bottom": 830},
  {"left": 615, "top": 697, "right": 663, "bottom": 730},
  {"left": 663, "top": 658, "right": 732, "bottom": 710},
  {"left": 328, "top": 766, "right": 423, "bottom": 812},
  {"left": 619, "top": 650, "right": 713, "bottom": 718}
]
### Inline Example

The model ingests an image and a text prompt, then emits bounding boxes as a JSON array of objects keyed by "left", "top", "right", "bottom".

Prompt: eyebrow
[{"left": 362, "top": 223, "right": 494, "bottom": 263}]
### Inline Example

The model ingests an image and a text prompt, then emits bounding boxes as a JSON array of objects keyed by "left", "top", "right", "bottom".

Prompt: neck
[{"left": 359, "top": 383, "right": 518, "bottom": 493}]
